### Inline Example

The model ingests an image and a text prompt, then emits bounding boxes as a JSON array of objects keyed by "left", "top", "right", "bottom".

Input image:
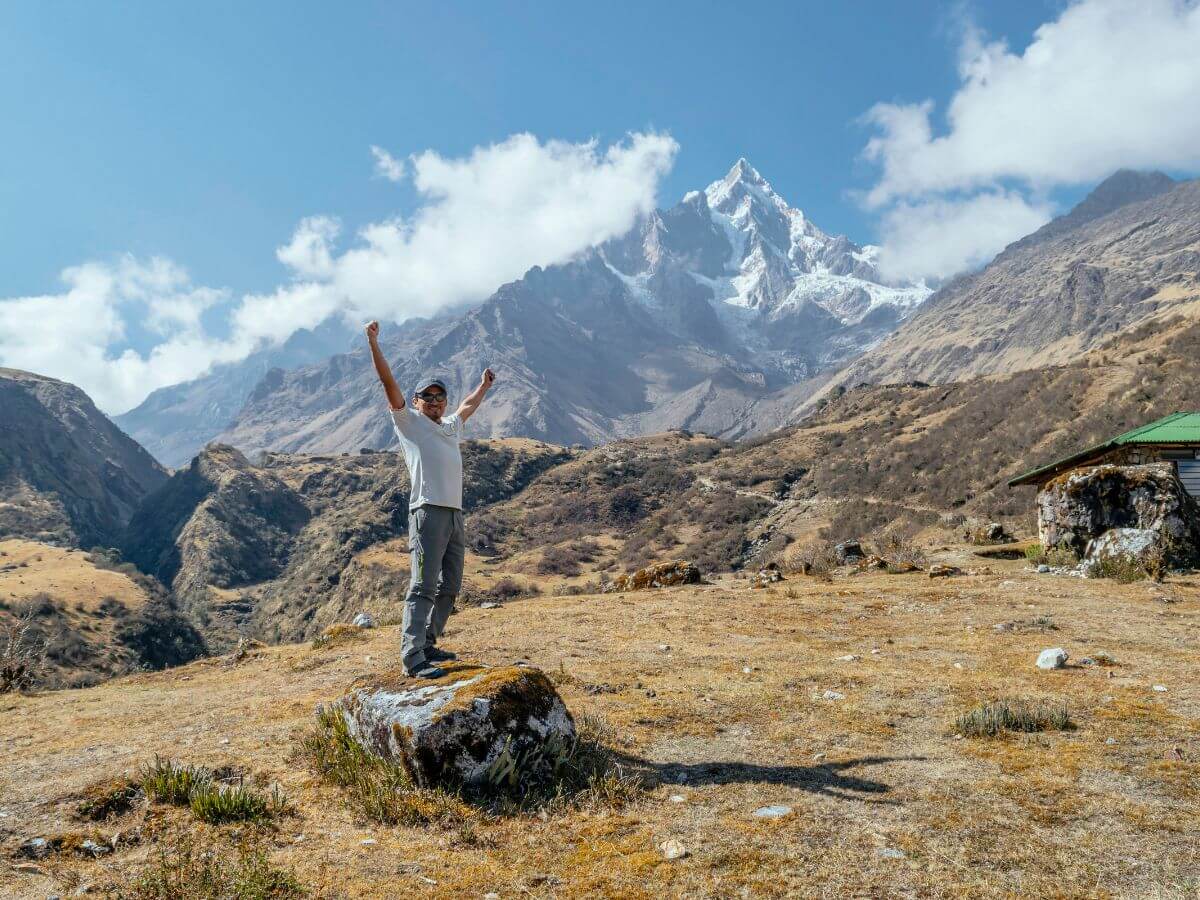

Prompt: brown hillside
[
  {"left": 0, "top": 539, "right": 203, "bottom": 689},
  {"left": 832, "top": 176, "right": 1200, "bottom": 392}
]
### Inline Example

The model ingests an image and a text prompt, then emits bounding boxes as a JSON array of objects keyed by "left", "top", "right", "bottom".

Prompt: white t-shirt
[{"left": 389, "top": 406, "right": 465, "bottom": 510}]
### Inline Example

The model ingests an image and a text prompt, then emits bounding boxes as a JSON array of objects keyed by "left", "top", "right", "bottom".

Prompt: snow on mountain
[{"left": 701, "top": 158, "right": 929, "bottom": 322}]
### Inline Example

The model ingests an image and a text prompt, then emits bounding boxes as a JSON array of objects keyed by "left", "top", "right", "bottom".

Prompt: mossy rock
[{"left": 327, "top": 663, "right": 576, "bottom": 791}]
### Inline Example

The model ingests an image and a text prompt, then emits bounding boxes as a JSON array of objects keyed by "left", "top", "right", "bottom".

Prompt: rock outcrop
[
  {"left": 1037, "top": 463, "right": 1200, "bottom": 568},
  {"left": 329, "top": 664, "right": 575, "bottom": 790},
  {"left": 604, "top": 560, "right": 702, "bottom": 592}
]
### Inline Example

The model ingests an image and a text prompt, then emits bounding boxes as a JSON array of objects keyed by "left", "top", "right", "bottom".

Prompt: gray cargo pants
[{"left": 401, "top": 504, "right": 466, "bottom": 671}]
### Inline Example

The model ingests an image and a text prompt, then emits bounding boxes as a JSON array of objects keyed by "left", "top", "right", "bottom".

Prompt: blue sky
[
  {"left": 3, "top": 0, "right": 1198, "bottom": 413},
  {"left": 1, "top": 1, "right": 1057, "bottom": 297}
]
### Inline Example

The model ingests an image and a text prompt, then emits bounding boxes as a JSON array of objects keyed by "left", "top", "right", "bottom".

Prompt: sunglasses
[{"left": 416, "top": 392, "right": 447, "bottom": 402}]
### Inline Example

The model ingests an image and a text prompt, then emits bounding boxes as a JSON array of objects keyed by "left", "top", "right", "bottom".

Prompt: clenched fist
[
  {"left": 364, "top": 320, "right": 380, "bottom": 343},
  {"left": 481, "top": 367, "right": 496, "bottom": 389}
]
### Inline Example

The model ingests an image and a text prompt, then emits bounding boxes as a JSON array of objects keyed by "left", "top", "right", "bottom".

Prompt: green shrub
[
  {"left": 189, "top": 783, "right": 289, "bottom": 825},
  {"left": 141, "top": 756, "right": 211, "bottom": 806},
  {"left": 955, "top": 699, "right": 1073, "bottom": 737}
]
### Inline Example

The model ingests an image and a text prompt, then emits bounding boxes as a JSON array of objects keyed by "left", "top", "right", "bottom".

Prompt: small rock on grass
[
  {"left": 821, "top": 690, "right": 845, "bottom": 701},
  {"left": 1036, "top": 648, "right": 1068, "bottom": 670},
  {"left": 669, "top": 794, "right": 687, "bottom": 803},
  {"left": 753, "top": 805, "right": 792, "bottom": 819},
  {"left": 352, "top": 612, "right": 375, "bottom": 628},
  {"left": 1153, "top": 684, "right": 1168, "bottom": 692},
  {"left": 876, "top": 847, "right": 906, "bottom": 860},
  {"left": 480, "top": 602, "right": 501, "bottom": 609},
  {"left": 660, "top": 839, "right": 688, "bottom": 860}
]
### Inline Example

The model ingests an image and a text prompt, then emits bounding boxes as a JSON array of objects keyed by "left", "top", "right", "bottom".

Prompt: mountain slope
[
  {"left": 114, "top": 318, "right": 362, "bottom": 468},
  {"left": 120, "top": 439, "right": 572, "bottom": 649},
  {"left": 212, "top": 160, "right": 930, "bottom": 456},
  {"left": 0, "top": 369, "right": 168, "bottom": 547},
  {"left": 831, "top": 172, "right": 1196, "bottom": 391}
]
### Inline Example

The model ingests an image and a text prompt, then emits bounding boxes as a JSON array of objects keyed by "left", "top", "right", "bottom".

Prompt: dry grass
[
  {"left": 2, "top": 552, "right": 1199, "bottom": 898},
  {"left": 955, "top": 699, "right": 1073, "bottom": 737}
]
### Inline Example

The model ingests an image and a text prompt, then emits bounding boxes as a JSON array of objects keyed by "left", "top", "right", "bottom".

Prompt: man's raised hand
[
  {"left": 481, "top": 367, "right": 496, "bottom": 389},
  {"left": 365, "top": 320, "right": 380, "bottom": 343}
]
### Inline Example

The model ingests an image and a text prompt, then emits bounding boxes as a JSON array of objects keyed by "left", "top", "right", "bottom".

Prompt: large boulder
[
  {"left": 1037, "top": 463, "right": 1200, "bottom": 568},
  {"left": 328, "top": 663, "right": 575, "bottom": 790}
]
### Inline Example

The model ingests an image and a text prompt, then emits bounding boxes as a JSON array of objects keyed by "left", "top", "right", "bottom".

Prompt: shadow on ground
[{"left": 616, "top": 754, "right": 924, "bottom": 803}]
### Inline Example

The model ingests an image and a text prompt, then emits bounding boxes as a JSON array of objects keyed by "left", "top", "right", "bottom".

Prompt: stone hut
[
  {"left": 1008, "top": 413, "right": 1200, "bottom": 496},
  {"left": 1009, "top": 413, "right": 1200, "bottom": 568}
]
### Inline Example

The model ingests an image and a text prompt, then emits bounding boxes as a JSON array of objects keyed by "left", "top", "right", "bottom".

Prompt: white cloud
[
  {"left": 0, "top": 132, "right": 677, "bottom": 414},
  {"left": 875, "top": 191, "right": 1054, "bottom": 283},
  {"left": 862, "top": 0, "right": 1200, "bottom": 281},
  {"left": 370, "top": 145, "right": 406, "bottom": 182}
]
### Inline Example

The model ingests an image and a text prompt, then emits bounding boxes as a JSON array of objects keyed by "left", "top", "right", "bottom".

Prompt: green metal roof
[{"left": 1008, "top": 412, "right": 1200, "bottom": 487}]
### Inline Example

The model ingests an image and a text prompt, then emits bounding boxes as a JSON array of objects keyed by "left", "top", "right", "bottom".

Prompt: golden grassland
[{"left": 2, "top": 548, "right": 1199, "bottom": 898}]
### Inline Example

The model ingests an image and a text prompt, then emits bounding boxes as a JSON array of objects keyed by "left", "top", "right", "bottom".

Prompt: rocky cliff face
[
  {"left": 0, "top": 369, "right": 168, "bottom": 548},
  {"left": 121, "top": 439, "right": 572, "bottom": 649},
  {"left": 830, "top": 172, "right": 1196, "bottom": 392}
]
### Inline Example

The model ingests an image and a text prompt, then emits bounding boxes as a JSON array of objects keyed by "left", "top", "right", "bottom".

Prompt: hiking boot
[
  {"left": 405, "top": 663, "right": 445, "bottom": 679},
  {"left": 425, "top": 646, "right": 457, "bottom": 662}
]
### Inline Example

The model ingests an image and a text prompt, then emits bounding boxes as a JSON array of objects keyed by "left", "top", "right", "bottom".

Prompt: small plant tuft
[
  {"left": 189, "top": 783, "right": 271, "bottom": 824},
  {"left": 141, "top": 756, "right": 211, "bottom": 806},
  {"left": 955, "top": 699, "right": 1073, "bottom": 737},
  {"left": 128, "top": 836, "right": 305, "bottom": 899}
]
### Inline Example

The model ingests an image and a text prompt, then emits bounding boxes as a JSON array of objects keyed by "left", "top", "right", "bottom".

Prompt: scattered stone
[
  {"left": 1036, "top": 648, "right": 1069, "bottom": 670},
  {"left": 669, "top": 794, "right": 686, "bottom": 804},
  {"left": 326, "top": 663, "right": 576, "bottom": 790},
  {"left": 876, "top": 847, "right": 906, "bottom": 860},
  {"left": 753, "top": 805, "right": 792, "bottom": 819},
  {"left": 812, "top": 753, "right": 827, "bottom": 761},
  {"left": 604, "top": 560, "right": 701, "bottom": 593},
  {"left": 352, "top": 612, "right": 376, "bottom": 629},
  {"left": 19, "top": 837, "right": 49, "bottom": 858},
  {"left": 870, "top": 648, "right": 881, "bottom": 655},
  {"left": 1036, "top": 564, "right": 1051, "bottom": 574},
  {"left": 928, "top": 565, "right": 961, "bottom": 578},
  {"left": 821, "top": 690, "right": 845, "bottom": 701},
  {"left": 1153, "top": 684, "right": 1168, "bottom": 692},
  {"left": 660, "top": 839, "right": 688, "bottom": 860},
  {"left": 860, "top": 555, "right": 889, "bottom": 570},
  {"left": 657, "top": 644, "right": 671, "bottom": 652},
  {"left": 742, "top": 666, "right": 754, "bottom": 674},
  {"left": 484, "top": 894, "right": 501, "bottom": 900},
  {"left": 750, "top": 563, "right": 785, "bottom": 588},
  {"left": 1092, "top": 651, "right": 1117, "bottom": 666},
  {"left": 834, "top": 541, "right": 864, "bottom": 564},
  {"left": 835, "top": 654, "right": 860, "bottom": 662},
  {"left": 480, "top": 602, "right": 501, "bottom": 609},
  {"left": 80, "top": 840, "right": 110, "bottom": 857},
  {"left": 1106, "top": 737, "right": 1118, "bottom": 745},
  {"left": 986, "top": 523, "right": 1013, "bottom": 543},
  {"left": 360, "top": 838, "right": 377, "bottom": 846}
]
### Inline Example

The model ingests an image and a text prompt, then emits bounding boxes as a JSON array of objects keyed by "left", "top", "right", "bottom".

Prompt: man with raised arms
[{"left": 365, "top": 320, "right": 495, "bottom": 678}]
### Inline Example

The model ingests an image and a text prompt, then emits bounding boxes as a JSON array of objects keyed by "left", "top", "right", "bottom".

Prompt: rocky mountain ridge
[{"left": 121, "top": 160, "right": 930, "bottom": 462}]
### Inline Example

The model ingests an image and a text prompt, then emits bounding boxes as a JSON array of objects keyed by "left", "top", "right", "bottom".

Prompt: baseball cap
[{"left": 414, "top": 377, "right": 448, "bottom": 396}]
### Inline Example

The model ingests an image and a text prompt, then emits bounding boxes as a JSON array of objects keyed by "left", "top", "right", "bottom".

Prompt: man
[{"left": 365, "top": 320, "right": 496, "bottom": 678}]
